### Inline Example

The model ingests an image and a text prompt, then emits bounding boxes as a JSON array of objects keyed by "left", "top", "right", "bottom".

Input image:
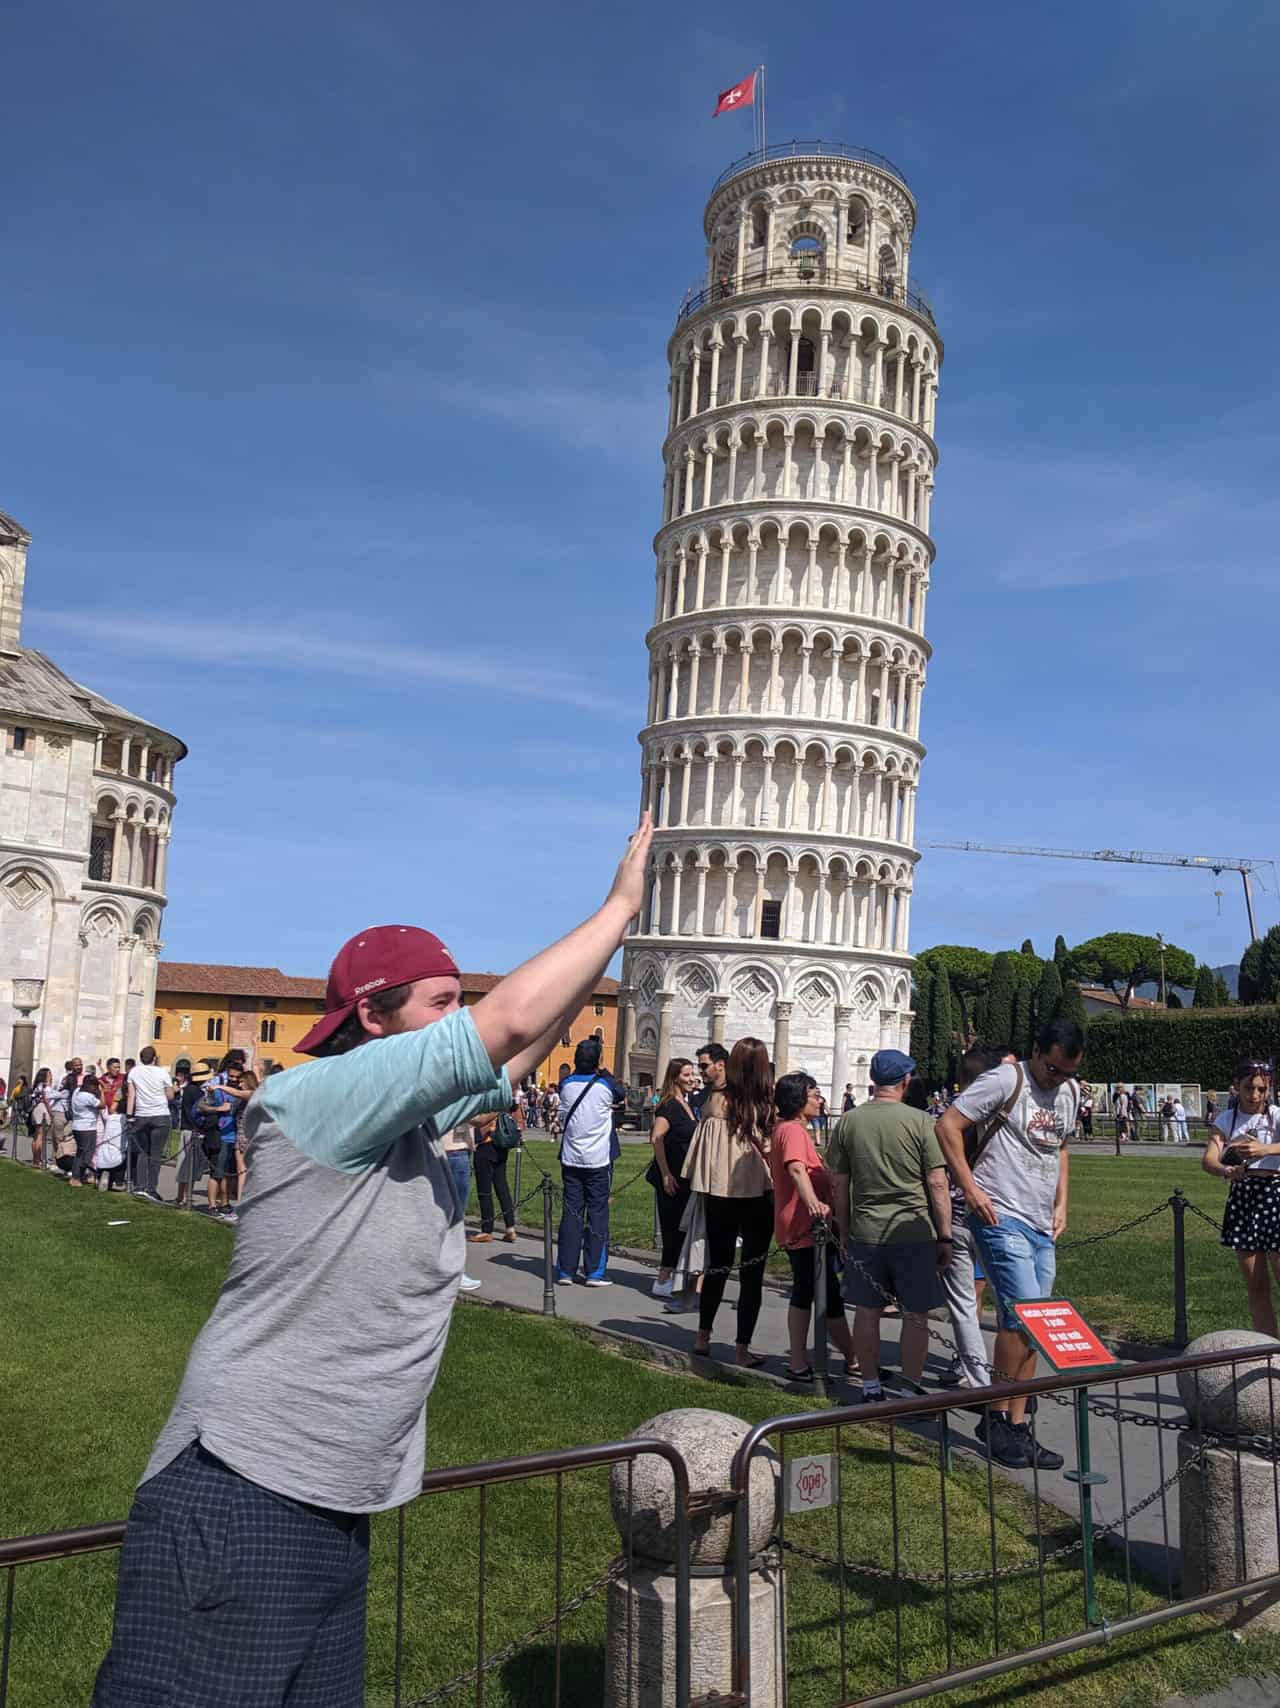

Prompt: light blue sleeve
[{"left": 256, "top": 1007, "right": 510, "bottom": 1175}]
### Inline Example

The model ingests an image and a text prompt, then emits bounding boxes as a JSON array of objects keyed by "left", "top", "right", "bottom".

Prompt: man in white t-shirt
[
  {"left": 936, "top": 1016, "right": 1083, "bottom": 1471},
  {"left": 1173, "top": 1098, "right": 1189, "bottom": 1143},
  {"left": 126, "top": 1046, "right": 176, "bottom": 1204},
  {"left": 555, "top": 1037, "right": 625, "bottom": 1286}
]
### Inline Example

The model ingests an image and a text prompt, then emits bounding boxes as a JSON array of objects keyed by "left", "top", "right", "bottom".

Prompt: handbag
[{"left": 493, "top": 1112, "right": 522, "bottom": 1152}]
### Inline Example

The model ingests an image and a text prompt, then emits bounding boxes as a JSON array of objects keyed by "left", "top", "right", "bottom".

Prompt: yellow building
[{"left": 154, "top": 964, "right": 620, "bottom": 1080}]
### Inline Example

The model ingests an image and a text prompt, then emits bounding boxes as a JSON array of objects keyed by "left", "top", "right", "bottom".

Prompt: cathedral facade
[{"left": 0, "top": 510, "right": 185, "bottom": 1083}]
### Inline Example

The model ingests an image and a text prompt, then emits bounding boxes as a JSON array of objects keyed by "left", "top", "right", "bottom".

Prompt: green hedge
[{"left": 1085, "top": 1005, "right": 1280, "bottom": 1086}]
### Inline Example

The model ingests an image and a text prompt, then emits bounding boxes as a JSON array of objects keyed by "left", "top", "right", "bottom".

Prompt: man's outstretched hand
[{"left": 606, "top": 813, "right": 654, "bottom": 923}]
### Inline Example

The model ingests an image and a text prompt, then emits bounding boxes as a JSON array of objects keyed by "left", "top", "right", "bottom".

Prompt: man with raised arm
[{"left": 93, "top": 814, "right": 653, "bottom": 1708}]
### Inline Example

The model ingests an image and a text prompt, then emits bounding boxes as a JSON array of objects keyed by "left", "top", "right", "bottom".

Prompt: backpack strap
[
  {"left": 557, "top": 1072, "right": 603, "bottom": 1156},
  {"left": 966, "top": 1063, "right": 1024, "bottom": 1167}
]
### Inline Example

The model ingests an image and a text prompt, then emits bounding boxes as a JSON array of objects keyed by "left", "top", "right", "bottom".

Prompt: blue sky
[{"left": 5, "top": 0, "right": 1277, "bottom": 978}]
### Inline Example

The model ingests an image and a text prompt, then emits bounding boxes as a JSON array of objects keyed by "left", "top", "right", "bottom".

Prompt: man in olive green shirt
[{"left": 831, "top": 1049, "right": 951, "bottom": 1401}]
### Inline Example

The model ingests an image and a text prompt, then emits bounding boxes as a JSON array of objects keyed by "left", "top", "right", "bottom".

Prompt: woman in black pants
[
  {"left": 469, "top": 1110, "right": 517, "bottom": 1243},
  {"left": 683, "top": 1037, "right": 774, "bottom": 1367},
  {"left": 648, "top": 1057, "right": 697, "bottom": 1298}
]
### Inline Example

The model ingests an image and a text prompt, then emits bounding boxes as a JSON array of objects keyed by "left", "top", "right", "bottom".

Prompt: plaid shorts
[{"left": 92, "top": 1439, "right": 370, "bottom": 1707}]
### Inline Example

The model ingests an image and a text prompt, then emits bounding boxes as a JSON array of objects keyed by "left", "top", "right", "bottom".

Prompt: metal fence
[
  {"left": 729, "top": 1341, "right": 1280, "bottom": 1707},
  {"left": 0, "top": 1439, "right": 692, "bottom": 1708}
]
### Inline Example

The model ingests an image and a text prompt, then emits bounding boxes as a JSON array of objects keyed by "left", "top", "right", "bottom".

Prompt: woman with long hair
[
  {"left": 683, "top": 1037, "right": 775, "bottom": 1366},
  {"left": 771, "top": 1072, "right": 857, "bottom": 1382},
  {"left": 28, "top": 1067, "right": 52, "bottom": 1170},
  {"left": 647, "top": 1057, "right": 697, "bottom": 1298},
  {"left": 1204, "top": 1058, "right": 1280, "bottom": 1333}
]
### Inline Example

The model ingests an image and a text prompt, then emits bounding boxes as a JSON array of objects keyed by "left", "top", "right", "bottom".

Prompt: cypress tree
[
  {"left": 1193, "top": 964, "right": 1217, "bottom": 1008},
  {"left": 1021, "top": 937, "right": 1036, "bottom": 958},
  {"left": 984, "top": 952, "right": 1016, "bottom": 1047},
  {"left": 1012, "top": 982, "right": 1034, "bottom": 1059},
  {"left": 910, "top": 966, "right": 934, "bottom": 1080},
  {"left": 1035, "top": 958, "right": 1063, "bottom": 1027},
  {"left": 1054, "top": 934, "right": 1069, "bottom": 968},
  {"left": 1213, "top": 973, "right": 1232, "bottom": 1007},
  {"left": 1056, "top": 980, "right": 1089, "bottom": 1036},
  {"left": 930, "top": 969, "right": 954, "bottom": 1090}
]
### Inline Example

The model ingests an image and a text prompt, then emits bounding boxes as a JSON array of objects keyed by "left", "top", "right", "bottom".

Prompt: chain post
[
  {"left": 513, "top": 1143, "right": 523, "bottom": 1212},
  {"left": 812, "top": 1217, "right": 829, "bottom": 1401},
  {"left": 1064, "top": 1386, "right": 1107, "bottom": 1627},
  {"left": 1170, "top": 1188, "right": 1189, "bottom": 1349},
  {"left": 542, "top": 1174, "right": 556, "bottom": 1317}
]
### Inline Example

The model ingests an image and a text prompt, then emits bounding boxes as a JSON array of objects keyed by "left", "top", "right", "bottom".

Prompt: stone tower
[{"left": 616, "top": 143, "right": 941, "bottom": 1100}]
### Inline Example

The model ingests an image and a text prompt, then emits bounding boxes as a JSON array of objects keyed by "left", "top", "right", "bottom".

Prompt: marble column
[
  {"left": 772, "top": 1001, "right": 794, "bottom": 1076},
  {"left": 655, "top": 992, "right": 675, "bottom": 1075},
  {"left": 831, "top": 1004, "right": 853, "bottom": 1106},
  {"left": 710, "top": 993, "right": 730, "bottom": 1046}
]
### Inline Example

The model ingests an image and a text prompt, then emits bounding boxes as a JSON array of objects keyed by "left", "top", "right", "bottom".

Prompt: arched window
[
  {"left": 878, "top": 245, "right": 898, "bottom": 296},
  {"left": 847, "top": 200, "right": 867, "bottom": 242},
  {"left": 749, "top": 203, "right": 768, "bottom": 249},
  {"left": 261, "top": 1019, "right": 277, "bottom": 1044}
]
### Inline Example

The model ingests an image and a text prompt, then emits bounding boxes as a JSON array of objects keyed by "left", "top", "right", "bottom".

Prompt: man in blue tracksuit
[{"left": 555, "top": 1037, "right": 626, "bottom": 1287}]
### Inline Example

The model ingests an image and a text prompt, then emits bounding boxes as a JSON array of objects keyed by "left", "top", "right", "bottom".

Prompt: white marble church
[{"left": 0, "top": 510, "right": 185, "bottom": 1083}]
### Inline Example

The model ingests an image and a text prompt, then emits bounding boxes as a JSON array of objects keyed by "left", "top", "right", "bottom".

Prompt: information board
[{"left": 1013, "top": 1299, "right": 1118, "bottom": 1373}]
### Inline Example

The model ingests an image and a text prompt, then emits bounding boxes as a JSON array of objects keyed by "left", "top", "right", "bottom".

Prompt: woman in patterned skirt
[{"left": 1204, "top": 1059, "right": 1280, "bottom": 1333}]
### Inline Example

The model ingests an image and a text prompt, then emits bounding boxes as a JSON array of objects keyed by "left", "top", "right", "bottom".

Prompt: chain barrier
[
  {"left": 1183, "top": 1197, "right": 1224, "bottom": 1235},
  {"left": 404, "top": 1559, "right": 626, "bottom": 1706},
  {"left": 1056, "top": 1201, "right": 1172, "bottom": 1250}
]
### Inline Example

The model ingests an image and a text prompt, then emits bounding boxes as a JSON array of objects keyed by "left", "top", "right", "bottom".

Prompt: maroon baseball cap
[{"left": 295, "top": 925, "right": 460, "bottom": 1056}]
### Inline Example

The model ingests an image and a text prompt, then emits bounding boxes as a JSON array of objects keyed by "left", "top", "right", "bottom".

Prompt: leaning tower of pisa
[{"left": 616, "top": 143, "right": 942, "bottom": 1100}]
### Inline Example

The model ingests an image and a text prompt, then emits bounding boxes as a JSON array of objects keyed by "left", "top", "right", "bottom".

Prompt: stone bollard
[
  {"left": 605, "top": 1407, "right": 781, "bottom": 1708},
  {"left": 1177, "top": 1328, "right": 1280, "bottom": 1632}
]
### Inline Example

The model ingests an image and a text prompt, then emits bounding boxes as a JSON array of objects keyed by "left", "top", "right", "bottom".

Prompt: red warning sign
[{"left": 1013, "top": 1299, "right": 1117, "bottom": 1372}]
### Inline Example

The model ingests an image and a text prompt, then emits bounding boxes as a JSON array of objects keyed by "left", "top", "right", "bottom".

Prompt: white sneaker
[
  {"left": 585, "top": 1277, "right": 612, "bottom": 1288},
  {"left": 459, "top": 1274, "right": 482, "bottom": 1292},
  {"left": 652, "top": 1277, "right": 674, "bottom": 1298}
]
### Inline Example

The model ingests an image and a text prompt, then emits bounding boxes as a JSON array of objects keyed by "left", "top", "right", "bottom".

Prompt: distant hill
[{"left": 1212, "top": 964, "right": 1240, "bottom": 998}]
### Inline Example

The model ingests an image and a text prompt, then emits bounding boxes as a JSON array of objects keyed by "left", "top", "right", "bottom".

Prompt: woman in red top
[{"left": 770, "top": 1072, "right": 857, "bottom": 1383}]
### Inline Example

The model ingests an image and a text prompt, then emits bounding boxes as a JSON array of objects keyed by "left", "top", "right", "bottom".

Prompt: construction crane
[{"left": 924, "top": 843, "right": 1276, "bottom": 943}]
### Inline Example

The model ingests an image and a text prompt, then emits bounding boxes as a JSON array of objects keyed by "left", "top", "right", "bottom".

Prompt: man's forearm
[
  {"left": 936, "top": 1114, "right": 979, "bottom": 1199},
  {"left": 471, "top": 902, "right": 632, "bottom": 1071},
  {"left": 1055, "top": 1147, "right": 1070, "bottom": 1211}
]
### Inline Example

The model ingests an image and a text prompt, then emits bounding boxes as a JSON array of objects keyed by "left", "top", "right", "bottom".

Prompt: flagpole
[{"left": 759, "top": 63, "right": 767, "bottom": 160}]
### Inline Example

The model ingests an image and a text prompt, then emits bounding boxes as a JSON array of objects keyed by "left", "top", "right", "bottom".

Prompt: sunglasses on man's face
[{"left": 1041, "top": 1058, "right": 1082, "bottom": 1081}]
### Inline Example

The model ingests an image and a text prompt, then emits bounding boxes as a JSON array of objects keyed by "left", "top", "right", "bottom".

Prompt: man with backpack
[
  {"left": 936, "top": 1016, "right": 1084, "bottom": 1469},
  {"left": 555, "top": 1036, "right": 626, "bottom": 1287}
]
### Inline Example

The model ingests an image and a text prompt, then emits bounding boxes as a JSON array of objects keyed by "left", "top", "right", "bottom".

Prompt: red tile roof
[
  {"left": 157, "top": 963, "right": 619, "bottom": 1002},
  {"left": 157, "top": 963, "right": 327, "bottom": 999}
]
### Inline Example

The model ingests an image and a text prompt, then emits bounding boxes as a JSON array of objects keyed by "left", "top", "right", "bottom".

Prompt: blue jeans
[
  {"left": 557, "top": 1164, "right": 611, "bottom": 1281},
  {"left": 446, "top": 1149, "right": 472, "bottom": 1218},
  {"left": 972, "top": 1215, "right": 1056, "bottom": 1330}
]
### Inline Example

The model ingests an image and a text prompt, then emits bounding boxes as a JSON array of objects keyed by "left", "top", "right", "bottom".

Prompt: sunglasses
[
  {"left": 1241, "top": 1062, "right": 1274, "bottom": 1077},
  {"left": 1041, "top": 1059, "right": 1081, "bottom": 1081}
]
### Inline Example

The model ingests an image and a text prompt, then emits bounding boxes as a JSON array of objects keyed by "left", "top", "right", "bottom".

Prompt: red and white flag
[{"left": 713, "top": 72, "right": 756, "bottom": 117}]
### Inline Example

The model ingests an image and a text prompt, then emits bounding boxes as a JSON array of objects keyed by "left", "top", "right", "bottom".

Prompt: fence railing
[
  {"left": 730, "top": 1342, "right": 1280, "bottom": 1707},
  {"left": 709, "top": 140, "right": 911, "bottom": 195},
  {"left": 0, "top": 1438, "right": 692, "bottom": 1708}
]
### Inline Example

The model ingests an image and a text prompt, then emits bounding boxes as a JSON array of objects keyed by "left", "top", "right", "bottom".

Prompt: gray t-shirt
[
  {"left": 142, "top": 1009, "right": 510, "bottom": 1513},
  {"left": 953, "top": 1061, "right": 1077, "bottom": 1236}
]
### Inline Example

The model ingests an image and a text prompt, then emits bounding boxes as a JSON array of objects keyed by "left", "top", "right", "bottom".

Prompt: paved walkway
[{"left": 460, "top": 1222, "right": 1192, "bottom": 1579}]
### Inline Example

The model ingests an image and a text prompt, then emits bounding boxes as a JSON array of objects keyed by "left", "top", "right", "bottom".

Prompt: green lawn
[
  {"left": 510, "top": 1143, "right": 1243, "bottom": 1347},
  {"left": 4, "top": 1161, "right": 1280, "bottom": 1708}
]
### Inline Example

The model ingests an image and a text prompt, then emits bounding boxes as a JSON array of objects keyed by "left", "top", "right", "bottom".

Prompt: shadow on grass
[{"left": 499, "top": 1639, "right": 603, "bottom": 1706}]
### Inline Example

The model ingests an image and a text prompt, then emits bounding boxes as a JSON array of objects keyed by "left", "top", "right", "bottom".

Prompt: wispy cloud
[{"left": 28, "top": 608, "right": 635, "bottom": 718}]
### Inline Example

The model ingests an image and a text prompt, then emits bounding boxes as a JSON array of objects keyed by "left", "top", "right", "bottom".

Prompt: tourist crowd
[{"left": 1, "top": 1047, "right": 282, "bottom": 1222}]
